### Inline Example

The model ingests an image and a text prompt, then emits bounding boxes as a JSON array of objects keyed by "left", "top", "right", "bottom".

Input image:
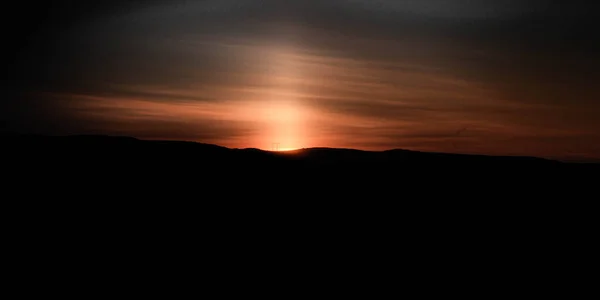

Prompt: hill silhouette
[
  {"left": 3, "top": 133, "right": 585, "bottom": 167},
  {"left": 3, "top": 133, "right": 596, "bottom": 260},
  {"left": 3, "top": 134, "right": 596, "bottom": 191},
  {"left": 2, "top": 132, "right": 596, "bottom": 221}
]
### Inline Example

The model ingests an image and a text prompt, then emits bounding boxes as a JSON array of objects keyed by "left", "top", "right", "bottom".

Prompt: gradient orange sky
[{"left": 6, "top": 0, "right": 600, "bottom": 161}]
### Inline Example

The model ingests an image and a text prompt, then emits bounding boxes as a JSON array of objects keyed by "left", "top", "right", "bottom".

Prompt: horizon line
[{"left": 3, "top": 132, "right": 599, "bottom": 164}]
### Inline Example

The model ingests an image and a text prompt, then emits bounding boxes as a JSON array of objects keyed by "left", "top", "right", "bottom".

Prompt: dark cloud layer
[{"left": 3, "top": 0, "right": 599, "bottom": 160}]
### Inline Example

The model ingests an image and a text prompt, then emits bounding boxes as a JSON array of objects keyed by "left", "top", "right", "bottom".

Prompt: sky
[{"left": 4, "top": 0, "right": 600, "bottom": 160}]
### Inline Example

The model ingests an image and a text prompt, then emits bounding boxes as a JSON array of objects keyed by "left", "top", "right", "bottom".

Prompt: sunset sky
[{"left": 5, "top": 0, "right": 600, "bottom": 160}]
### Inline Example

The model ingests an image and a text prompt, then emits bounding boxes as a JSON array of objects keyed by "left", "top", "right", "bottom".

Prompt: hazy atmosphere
[{"left": 5, "top": 0, "right": 599, "bottom": 161}]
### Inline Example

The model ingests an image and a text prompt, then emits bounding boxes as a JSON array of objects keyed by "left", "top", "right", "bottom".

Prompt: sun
[
  {"left": 272, "top": 147, "right": 300, "bottom": 152},
  {"left": 231, "top": 45, "right": 315, "bottom": 151},
  {"left": 261, "top": 100, "right": 307, "bottom": 151}
]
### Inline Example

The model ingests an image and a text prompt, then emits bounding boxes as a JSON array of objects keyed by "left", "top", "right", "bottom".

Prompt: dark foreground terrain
[
  {"left": 3, "top": 133, "right": 596, "bottom": 229},
  {"left": 2, "top": 134, "right": 596, "bottom": 279},
  {"left": 3, "top": 134, "right": 597, "bottom": 197}
]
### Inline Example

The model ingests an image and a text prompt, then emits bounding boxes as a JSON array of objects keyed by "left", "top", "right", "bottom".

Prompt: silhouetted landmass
[
  {"left": 3, "top": 132, "right": 597, "bottom": 226},
  {"left": 3, "top": 133, "right": 596, "bottom": 260},
  {"left": 3, "top": 134, "right": 596, "bottom": 192}
]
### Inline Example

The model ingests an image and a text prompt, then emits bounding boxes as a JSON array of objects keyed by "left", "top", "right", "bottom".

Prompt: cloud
[
  {"left": 5, "top": 0, "right": 599, "bottom": 160},
  {"left": 18, "top": 92, "right": 257, "bottom": 144}
]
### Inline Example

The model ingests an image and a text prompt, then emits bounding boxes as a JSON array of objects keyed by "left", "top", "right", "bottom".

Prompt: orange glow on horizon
[
  {"left": 254, "top": 100, "right": 308, "bottom": 151},
  {"left": 271, "top": 147, "right": 301, "bottom": 152},
  {"left": 246, "top": 45, "right": 311, "bottom": 151},
  {"left": 45, "top": 40, "right": 600, "bottom": 161}
]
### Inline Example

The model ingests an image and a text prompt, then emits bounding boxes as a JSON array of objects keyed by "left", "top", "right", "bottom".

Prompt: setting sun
[
  {"left": 261, "top": 100, "right": 307, "bottom": 151},
  {"left": 249, "top": 46, "right": 311, "bottom": 151},
  {"left": 272, "top": 147, "right": 300, "bottom": 152}
]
